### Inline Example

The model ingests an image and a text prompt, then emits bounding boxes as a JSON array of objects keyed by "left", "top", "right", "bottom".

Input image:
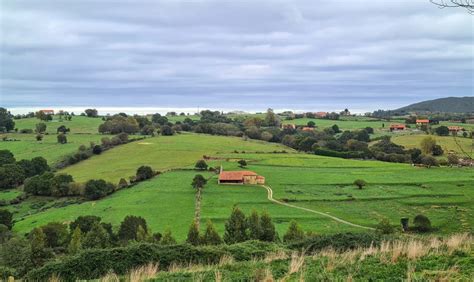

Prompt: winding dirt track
[{"left": 261, "top": 185, "right": 375, "bottom": 230}]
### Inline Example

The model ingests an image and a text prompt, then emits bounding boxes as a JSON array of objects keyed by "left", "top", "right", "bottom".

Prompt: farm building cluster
[{"left": 218, "top": 170, "right": 265, "bottom": 185}]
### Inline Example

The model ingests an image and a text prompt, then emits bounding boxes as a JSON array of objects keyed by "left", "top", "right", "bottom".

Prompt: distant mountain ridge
[{"left": 396, "top": 97, "right": 474, "bottom": 113}]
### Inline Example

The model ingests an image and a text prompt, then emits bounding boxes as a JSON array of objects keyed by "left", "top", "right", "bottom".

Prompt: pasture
[
  {"left": 12, "top": 116, "right": 102, "bottom": 134},
  {"left": 60, "top": 133, "right": 290, "bottom": 183},
  {"left": 9, "top": 135, "right": 474, "bottom": 238},
  {"left": 281, "top": 117, "right": 405, "bottom": 131},
  {"left": 391, "top": 134, "right": 474, "bottom": 158}
]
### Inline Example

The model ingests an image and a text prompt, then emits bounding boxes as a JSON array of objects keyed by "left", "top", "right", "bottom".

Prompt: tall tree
[
  {"left": 83, "top": 221, "right": 109, "bottom": 249},
  {"left": 68, "top": 227, "right": 83, "bottom": 254},
  {"left": 264, "top": 108, "right": 280, "bottom": 127},
  {"left": 0, "top": 107, "right": 15, "bottom": 132},
  {"left": 201, "top": 220, "right": 222, "bottom": 245},
  {"left": 30, "top": 227, "right": 51, "bottom": 267},
  {"left": 283, "top": 220, "right": 305, "bottom": 243},
  {"left": 224, "top": 206, "right": 248, "bottom": 244},
  {"left": 259, "top": 211, "right": 278, "bottom": 242},
  {"left": 191, "top": 174, "right": 207, "bottom": 229},
  {"left": 247, "top": 210, "right": 261, "bottom": 240},
  {"left": 186, "top": 220, "right": 201, "bottom": 246}
]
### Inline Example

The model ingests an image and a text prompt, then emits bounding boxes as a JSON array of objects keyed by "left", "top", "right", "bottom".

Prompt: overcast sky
[{"left": 0, "top": 0, "right": 472, "bottom": 113}]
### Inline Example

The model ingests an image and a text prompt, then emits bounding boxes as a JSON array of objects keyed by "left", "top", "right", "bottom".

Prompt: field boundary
[{"left": 262, "top": 185, "right": 375, "bottom": 230}]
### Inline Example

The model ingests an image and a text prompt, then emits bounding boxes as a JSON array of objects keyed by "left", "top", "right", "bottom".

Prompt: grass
[
  {"left": 282, "top": 117, "right": 405, "bottom": 130},
  {"left": 12, "top": 116, "right": 103, "bottom": 134},
  {"left": 60, "top": 133, "right": 291, "bottom": 183},
  {"left": 0, "top": 189, "right": 22, "bottom": 201},
  {"left": 391, "top": 134, "right": 474, "bottom": 158},
  {"left": 0, "top": 133, "right": 112, "bottom": 165}
]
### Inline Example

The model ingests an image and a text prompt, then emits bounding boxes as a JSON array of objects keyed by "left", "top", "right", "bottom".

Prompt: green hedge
[
  {"left": 287, "top": 232, "right": 389, "bottom": 252},
  {"left": 27, "top": 241, "right": 281, "bottom": 281}
]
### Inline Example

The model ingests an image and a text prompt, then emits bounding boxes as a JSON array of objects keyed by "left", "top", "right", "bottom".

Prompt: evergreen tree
[
  {"left": 118, "top": 215, "right": 148, "bottom": 241},
  {"left": 83, "top": 222, "right": 109, "bottom": 249},
  {"left": 161, "top": 229, "right": 177, "bottom": 245},
  {"left": 224, "top": 206, "right": 248, "bottom": 244},
  {"left": 186, "top": 221, "right": 200, "bottom": 246},
  {"left": 283, "top": 220, "right": 305, "bottom": 243},
  {"left": 68, "top": 227, "right": 83, "bottom": 254},
  {"left": 30, "top": 227, "right": 51, "bottom": 267},
  {"left": 247, "top": 210, "right": 261, "bottom": 240},
  {"left": 259, "top": 211, "right": 278, "bottom": 242},
  {"left": 192, "top": 174, "right": 207, "bottom": 229},
  {"left": 202, "top": 220, "right": 222, "bottom": 245},
  {"left": 136, "top": 225, "right": 149, "bottom": 242}
]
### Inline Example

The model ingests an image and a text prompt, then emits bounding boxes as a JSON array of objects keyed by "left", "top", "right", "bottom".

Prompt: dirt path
[{"left": 262, "top": 185, "right": 375, "bottom": 230}]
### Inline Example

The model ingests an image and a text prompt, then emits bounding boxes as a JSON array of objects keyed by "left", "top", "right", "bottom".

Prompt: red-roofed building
[
  {"left": 390, "top": 124, "right": 406, "bottom": 131},
  {"left": 301, "top": 127, "right": 314, "bottom": 131},
  {"left": 416, "top": 119, "right": 430, "bottom": 125},
  {"left": 448, "top": 126, "right": 465, "bottom": 133},
  {"left": 218, "top": 170, "right": 265, "bottom": 185},
  {"left": 40, "top": 109, "right": 55, "bottom": 115},
  {"left": 314, "top": 112, "right": 328, "bottom": 118}
]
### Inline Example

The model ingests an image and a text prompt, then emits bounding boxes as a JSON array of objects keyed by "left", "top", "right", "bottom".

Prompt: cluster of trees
[
  {"left": 0, "top": 150, "right": 50, "bottom": 190},
  {"left": 98, "top": 113, "right": 176, "bottom": 136},
  {"left": 0, "top": 108, "right": 15, "bottom": 133}
]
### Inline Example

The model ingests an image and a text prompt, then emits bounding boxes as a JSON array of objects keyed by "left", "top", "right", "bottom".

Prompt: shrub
[
  {"left": 375, "top": 219, "right": 395, "bottom": 234},
  {"left": 57, "top": 133, "right": 67, "bottom": 144},
  {"left": 136, "top": 165, "right": 154, "bottom": 181},
  {"left": 421, "top": 155, "right": 438, "bottom": 167},
  {"left": 0, "top": 209, "right": 13, "bottom": 230},
  {"left": 92, "top": 145, "right": 102, "bottom": 155},
  {"left": 84, "top": 179, "right": 115, "bottom": 200},
  {"left": 238, "top": 159, "right": 247, "bottom": 168},
  {"left": 194, "top": 160, "right": 208, "bottom": 170},
  {"left": 118, "top": 215, "right": 148, "bottom": 242},
  {"left": 283, "top": 220, "right": 305, "bottom": 243},
  {"left": 0, "top": 164, "right": 26, "bottom": 189},
  {"left": 413, "top": 214, "right": 431, "bottom": 232},
  {"left": 36, "top": 134, "right": 43, "bottom": 141},
  {"left": 353, "top": 179, "right": 367, "bottom": 189}
]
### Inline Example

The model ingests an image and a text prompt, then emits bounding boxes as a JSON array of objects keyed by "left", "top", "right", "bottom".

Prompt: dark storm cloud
[{"left": 0, "top": 0, "right": 472, "bottom": 112}]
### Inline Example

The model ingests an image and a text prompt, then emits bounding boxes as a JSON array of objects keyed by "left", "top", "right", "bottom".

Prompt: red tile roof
[
  {"left": 390, "top": 124, "right": 406, "bottom": 129},
  {"left": 416, "top": 119, "right": 429, "bottom": 123},
  {"left": 219, "top": 171, "right": 258, "bottom": 181}
]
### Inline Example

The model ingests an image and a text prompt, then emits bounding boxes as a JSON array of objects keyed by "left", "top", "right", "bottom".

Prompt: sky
[{"left": 0, "top": 0, "right": 473, "bottom": 114}]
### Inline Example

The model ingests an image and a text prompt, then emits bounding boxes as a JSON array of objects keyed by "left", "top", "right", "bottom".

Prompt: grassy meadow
[{"left": 392, "top": 134, "right": 474, "bottom": 158}]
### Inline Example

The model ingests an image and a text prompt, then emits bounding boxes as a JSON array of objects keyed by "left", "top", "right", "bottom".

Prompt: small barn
[
  {"left": 218, "top": 170, "right": 265, "bottom": 185},
  {"left": 40, "top": 109, "right": 55, "bottom": 115},
  {"left": 416, "top": 119, "right": 430, "bottom": 125},
  {"left": 448, "top": 126, "right": 464, "bottom": 133},
  {"left": 390, "top": 124, "right": 406, "bottom": 131}
]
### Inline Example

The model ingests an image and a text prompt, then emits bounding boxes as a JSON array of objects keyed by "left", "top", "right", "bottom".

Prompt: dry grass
[
  {"left": 288, "top": 251, "right": 306, "bottom": 275},
  {"left": 446, "top": 233, "right": 471, "bottom": 254},
  {"left": 128, "top": 263, "right": 159, "bottom": 282},
  {"left": 218, "top": 254, "right": 235, "bottom": 266},
  {"left": 48, "top": 274, "right": 61, "bottom": 282},
  {"left": 264, "top": 250, "right": 289, "bottom": 263},
  {"left": 100, "top": 271, "right": 120, "bottom": 282},
  {"left": 214, "top": 270, "right": 222, "bottom": 282}
]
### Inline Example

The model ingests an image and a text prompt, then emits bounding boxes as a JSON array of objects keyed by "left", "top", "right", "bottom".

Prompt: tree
[
  {"left": 83, "top": 221, "right": 110, "bottom": 248},
  {"left": 432, "top": 145, "right": 444, "bottom": 156},
  {"left": 247, "top": 210, "right": 261, "bottom": 240},
  {"left": 420, "top": 136, "right": 436, "bottom": 155},
  {"left": 192, "top": 174, "right": 207, "bottom": 228},
  {"left": 69, "top": 215, "right": 102, "bottom": 234},
  {"left": 264, "top": 108, "right": 280, "bottom": 127},
  {"left": 0, "top": 164, "right": 25, "bottom": 189},
  {"left": 224, "top": 206, "right": 248, "bottom": 244},
  {"left": 421, "top": 155, "right": 438, "bottom": 168},
  {"left": 160, "top": 125, "right": 174, "bottom": 136},
  {"left": 68, "top": 227, "right": 83, "bottom": 254},
  {"left": 84, "top": 179, "right": 114, "bottom": 200},
  {"left": 0, "top": 238, "right": 32, "bottom": 276},
  {"left": 36, "top": 134, "right": 43, "bottom": 141},
  {"left": 118, "top": 178, "right": 129, "bottom": 188},
  {"left": 92, "top": 145, "right": 102, "bottom": 154},
  {"left": 259, "top": 211, "right": 277, "bottom": 242},
  {"left": 194, "top": 160, "right": 208, "bottom": 170},
  {"left": 430, "top": 0, "right": 474, "bottom": 13},
  {"left": 57, "top": 133, "right": 67, "bottom": 144},
  {"left": 0, "top": 149, "right": 15, "bottom": 165},
  {"left": 0, "top": 209, "right": 13, "bottom": 230},
  {"left": 413, "top": 214, "right": 432, "bottom": 232},
  {"left": 84, "top": 109, "right": 98, "bottom": 117},
  {"left": 31, "top": 156, "right": 49, "bottom": 175},
  {"left": 57, "top": 125, "right": 69, "bottom": 134},
  {"left": 331, "top": 124, "right": 341, "bottom": 133},
  {"left": 0, "top": 107, "right": 15, "bottom": 132},
  {"left": 35, "top": 123, "right": 47, "bottom": 134},
  {"left": 447, "top": 154, "right": 459, "bottom": 166},
  {"left": 186, "top": 220, "right": 201, "bottom": 246},
  {"left": 201, "top": 220, "right": 222, "bottom": 245},
  {"left": 118, "top": 215, "right": 148, "bottom": 241},
  {"left": 136, "top": 165, "right": 154, "bottom": 181},
  {"left": 30, "top": 227, "right": 51, "bottom": 267},
  {"left": 238, "top": 159, "right": 248, "bottom": 168},
  {"left": 35, "top": 111, "right": 52, "bottom": 122},
  {"left": 353, "top": 179, "right": 367, "bottom": 189},
  {"left": 435, "top": 126, "right": 450, "bottom": 136},
  {"left": 24, "top": 172, "right": 54, "bottom": 195},
  {"left": 283, "top": 220, "right": 305, "bottom": 243},
  {"left": 307, "top": 121, "right": 316, "bottom": 128},
  {"left": 161, "top": 229, "right": 177, "bottom": 245},
  {"left": 40, "top": 222, "right": 69, "bottom": 248}
]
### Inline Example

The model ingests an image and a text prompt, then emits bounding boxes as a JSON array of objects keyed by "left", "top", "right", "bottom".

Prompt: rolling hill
[{"left": 395, "top": 97, "right": 474, "bottom": 113}]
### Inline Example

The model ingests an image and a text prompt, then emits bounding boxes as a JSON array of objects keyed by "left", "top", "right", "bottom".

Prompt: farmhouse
[
  {"left": 314, "top": 112, "right": 328, "bottom": 118},
  {"left": 390, "top": 124, "right": 406, "bottom": 131},
  {"left": 416, "top": 119, "right": 430, "bottom": 125},
  {"left": 40, "top": 109, "right": 55, "bottom": 115},
  {"left": 448, "top": 126, "right": 464, "bottom": 133},
  {"left": 301, "top": 127, "right": 315, "bottom": 131},
  {"left": 218, "top": 170, "right": 265, "bottom": 185}
]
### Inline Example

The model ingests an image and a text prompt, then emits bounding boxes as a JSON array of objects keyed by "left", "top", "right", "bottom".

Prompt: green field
[
  {"left": 0, "top": 133, "right": 111, "bottom": 165},
  {"left": 12, "top": 116, "right": 103, "bottom": 134},
  {"left": 392, "top": 134, "right": 474, "bottom": 158},
  {"left": 9, "top": 134, "right": 474, "bottom": 238},
  {"left": 282, "top": 117, "right": 405, "bottom": 131},
  {"left": 60, "top": 133, "right": 291, "bottom": 183}
]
